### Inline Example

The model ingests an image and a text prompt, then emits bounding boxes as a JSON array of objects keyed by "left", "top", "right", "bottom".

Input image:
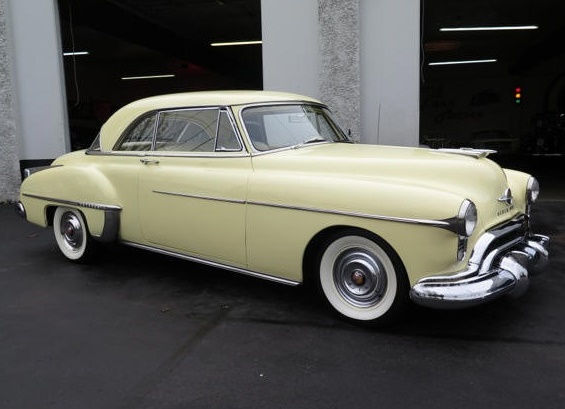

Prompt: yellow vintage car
[{"left": 16, "top": 91, "right": 549, "bottom": 325}]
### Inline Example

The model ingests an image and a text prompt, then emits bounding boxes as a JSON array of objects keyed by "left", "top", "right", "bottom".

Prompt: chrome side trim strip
[
  {"left": 24, "top": 192, "right": 451, "bottom": 230},
  {"left": 21, "top": 193, "right": 122, "bottom": 211},
  {"left": 151, "top": 190, "right": 451, "bottom": 229},
  {"left": 247, "top": 200, "right": 451, "bottom": 228},
  {"left": 152, "top": 190, "right": 246, "bottom": 205},
  {"left": 122, "top": 241, "right": 301, "bottom": 286}
]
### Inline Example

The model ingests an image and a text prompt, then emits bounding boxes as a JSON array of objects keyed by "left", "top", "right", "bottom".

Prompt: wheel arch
[
  {"left": 302, "top": 225, "right": 408, "bottom": 286},
  {"left": 45, "top": 204, "right": 120, "bottom": 243}
]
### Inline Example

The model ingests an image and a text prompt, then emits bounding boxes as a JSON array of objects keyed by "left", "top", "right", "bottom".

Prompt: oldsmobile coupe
[{"left": 17, "top": 91, "right": 550, "bottom": 324}]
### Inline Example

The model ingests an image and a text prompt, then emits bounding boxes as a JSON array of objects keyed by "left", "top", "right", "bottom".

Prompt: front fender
[{"left": 503, "top": 168, "right": 531, "bottom": 212}]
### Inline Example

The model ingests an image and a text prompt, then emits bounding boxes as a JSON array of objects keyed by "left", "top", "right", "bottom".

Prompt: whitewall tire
[
  {"left": 53, "top": 207, "right": 97, "bottom": 262},
  {"left": 317, "top": 232, "right": 408, "bottom": 324}
]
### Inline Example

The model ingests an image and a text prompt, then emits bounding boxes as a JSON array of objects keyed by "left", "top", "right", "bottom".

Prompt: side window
[
  {"left": 155, "top": 109, "right": 218, "bottom": 152},
  {"left": 115, "top": 113, "right": 156, "bottom": 151},
  {"left": 216, "top": 110, "right": 242, "bottom": 152},
  {"left": 87, "top": 133, "right": 101, "bottom": 152}
]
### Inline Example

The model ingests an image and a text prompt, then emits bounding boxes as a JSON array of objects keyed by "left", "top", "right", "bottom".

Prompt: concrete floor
[{"left": 1, "top": 167, "right": 564, "bottom": 408}]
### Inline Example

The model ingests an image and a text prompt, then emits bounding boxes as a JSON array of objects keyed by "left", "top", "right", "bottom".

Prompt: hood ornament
[
  {"left": 438, "top": 148, "right": 497, "bottom": 159},
  {"left": 498, "top": 188, "right": 513, "bottom": 205}
]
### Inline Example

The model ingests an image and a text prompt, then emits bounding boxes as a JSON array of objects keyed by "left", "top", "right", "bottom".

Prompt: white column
[
  {"left": 261, "top": 0, "right": 320, "bottom": 99},
  {"left": 8, "top": 0, "right": 69, "bottom": 160},
  {"left": 360, "top": 0, "right": 420, "bottom": 146}
]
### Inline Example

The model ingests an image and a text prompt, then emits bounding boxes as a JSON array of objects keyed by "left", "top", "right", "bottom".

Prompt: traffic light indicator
[{"left": 514, "top": 87, "right": 521, "bottom": 104}]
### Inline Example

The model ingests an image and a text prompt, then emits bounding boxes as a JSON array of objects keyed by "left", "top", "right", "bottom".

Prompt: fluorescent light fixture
[
  {"left": 63, "top": 51, "right": 89, "bottom": 56},
  {"left": 211, "top": 40, "right": 262, "bottom": 47},
  {"left": 429, "top": 59, "right": 497, "bottom": 66},
  {"left": 121, "top": 74, "right": 176, "bottom": 80},
  {"left": 440, "top": 25, "right": 538, "bottom": 32}
]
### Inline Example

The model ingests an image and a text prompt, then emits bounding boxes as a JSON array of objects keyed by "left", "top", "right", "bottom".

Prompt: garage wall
[{"left": 0, "top": 0, "right": 20, "bottom": 201}]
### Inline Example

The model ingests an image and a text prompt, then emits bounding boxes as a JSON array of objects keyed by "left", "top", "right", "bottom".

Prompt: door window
[{"left": 155, "top": 109, "right": 217, "bottom": 152}]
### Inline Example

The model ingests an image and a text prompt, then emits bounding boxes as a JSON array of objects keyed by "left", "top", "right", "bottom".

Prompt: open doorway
[{"left": 57, "top": 0, "right": 263, "bottom": 150}]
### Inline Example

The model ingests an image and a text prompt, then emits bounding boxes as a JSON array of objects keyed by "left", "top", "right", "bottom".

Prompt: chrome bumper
[{"left": 410, "top": 216, "right": 550, "bottom": 309}]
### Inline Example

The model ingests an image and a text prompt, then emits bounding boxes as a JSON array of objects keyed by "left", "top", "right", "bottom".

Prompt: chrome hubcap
[
  {"left": 60, "top": 212, "right": 84, "bottom": 250},
  {"left": 333, "top": 248, "right": 387, "bottom": 307}
]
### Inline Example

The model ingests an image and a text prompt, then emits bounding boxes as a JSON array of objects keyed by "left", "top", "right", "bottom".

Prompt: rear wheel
[
  {"left": 53, "top": 207, "right": 98, "bottom": 262},
  {"left": 317, "top": 231, "right": 408, "bottom": 325}
]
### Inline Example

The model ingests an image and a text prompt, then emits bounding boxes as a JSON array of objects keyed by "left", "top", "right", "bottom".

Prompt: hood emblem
[{"left": 498, "top": 188, "right": 513, "bottom": 205}]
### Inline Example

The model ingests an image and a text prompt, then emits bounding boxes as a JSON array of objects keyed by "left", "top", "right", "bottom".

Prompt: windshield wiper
[
  {"left": 291, "top": 136, "right": 327, "bottom": 149},
  {"left": 303, "top": 136, "right": 327, "bottom": 144}
]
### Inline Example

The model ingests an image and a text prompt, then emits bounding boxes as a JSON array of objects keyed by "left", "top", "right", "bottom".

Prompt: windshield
[{"left": 241, "top": 104, "right": 349, "bottom": 151}]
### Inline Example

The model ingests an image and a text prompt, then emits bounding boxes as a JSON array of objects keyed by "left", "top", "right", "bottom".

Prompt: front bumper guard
[{"left": 410, "top": 218, "right": 550, "bottom": 309}]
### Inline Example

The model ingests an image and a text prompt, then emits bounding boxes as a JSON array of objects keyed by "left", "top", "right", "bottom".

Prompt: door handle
[{"left": 140, "top": 158, "right": 160, "bottom": 165}]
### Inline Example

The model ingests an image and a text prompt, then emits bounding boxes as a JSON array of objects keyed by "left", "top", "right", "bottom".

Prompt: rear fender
[{"left": 20, "top": 165, "right": 121, "bottom": 242}]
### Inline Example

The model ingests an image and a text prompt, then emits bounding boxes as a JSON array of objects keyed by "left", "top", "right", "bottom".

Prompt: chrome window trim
[
  {"left": 122, "top": 241, "right": 300, "bottom": 286},
  {"left": 214, "top": 107, "right": 244, "bottom": 152},
  {"left": 21, "top": 193, "right": 122, "bottom": 211},
  {"left": 153, "top": 107, "right": 218, "bottom": 152},
  {"left": 110, "top": 106, "right": 247, "bottom": 155},
  {"left": 85, "top": 150, "right": 251, "bottom": 159}
]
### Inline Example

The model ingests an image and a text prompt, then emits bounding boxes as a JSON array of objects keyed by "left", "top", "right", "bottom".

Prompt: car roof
[
  {"left": 99, "top": 90, "right": 322, "bottom": 151},
  {"left": 127, "top": 90, "right": 321, "bottom": 110}
]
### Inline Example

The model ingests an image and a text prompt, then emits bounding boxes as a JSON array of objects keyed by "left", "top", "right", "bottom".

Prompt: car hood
[
  {"left": 253, "top": 143, "right": 507, "bottom": 194},
  {"left": 251, "top": 143, "right": 521, "bottom": 228}
]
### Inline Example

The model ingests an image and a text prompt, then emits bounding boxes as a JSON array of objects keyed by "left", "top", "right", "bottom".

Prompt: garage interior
[{"left": 421, "top": 0, "right": 565, "bottom": 155}]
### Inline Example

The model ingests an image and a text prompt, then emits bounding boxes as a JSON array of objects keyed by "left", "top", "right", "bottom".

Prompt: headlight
[
  {"left": 527, "top": 177, "right": 540, "bottom": 204},
  {"left": 458, "top": 199, "right": 477, "bottom": 237}
]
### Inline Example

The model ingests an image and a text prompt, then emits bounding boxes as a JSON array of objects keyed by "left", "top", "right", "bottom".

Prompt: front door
[{"left": 133, "top": 107, "right": 250, "bottom": 267}]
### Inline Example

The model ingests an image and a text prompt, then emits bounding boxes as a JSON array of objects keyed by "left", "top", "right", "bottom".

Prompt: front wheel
[
  {"left": 317, "top": 231, "right": 408, "bottom": 325},
  {"left": 53, "top": 207, "right": 98, "bottom": 262}
]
